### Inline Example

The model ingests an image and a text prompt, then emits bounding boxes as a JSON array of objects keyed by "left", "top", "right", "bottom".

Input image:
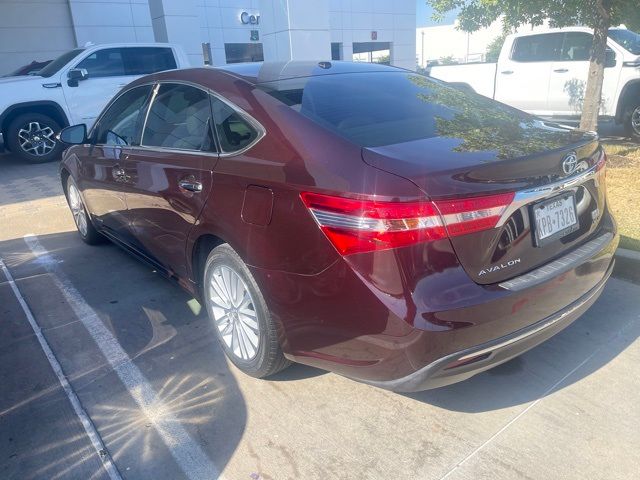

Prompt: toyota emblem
[{"left": 562, "top": 153, "right": 578, "bottom": 175}]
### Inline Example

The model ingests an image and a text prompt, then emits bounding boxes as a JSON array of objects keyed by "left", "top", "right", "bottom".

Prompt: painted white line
[
  {"left": 23, "top": 234, "right": 221, "bottom": 480},
  {"left": 438, "top": 312, "right": 638, "bottom": 480},
  {"left": 0, "top": 258, "right": 123, "bottom": 480}
]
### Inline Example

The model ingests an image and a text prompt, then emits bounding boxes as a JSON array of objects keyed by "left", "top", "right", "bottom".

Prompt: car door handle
[
  {"left": 178, "top": 178, "right": 203, "bottom": 193},
  {"left": 553, "top": 68, "right": 569, "bottom": 73},
  {"left": 500, "top": 70, "right": 514, "bottom": 75}
]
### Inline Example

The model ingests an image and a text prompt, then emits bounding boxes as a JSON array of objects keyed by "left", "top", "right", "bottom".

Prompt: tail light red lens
[
  {"left": 301, "top": 191, "right": 514, "bottom": 255},
  {"left": 433, "top": 192, "right": 515, "bottom": 237}
]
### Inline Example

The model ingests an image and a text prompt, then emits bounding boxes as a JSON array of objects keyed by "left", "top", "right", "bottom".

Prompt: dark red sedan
[{"left": 58, "top": 61, "right": 617, "bottom": 391}]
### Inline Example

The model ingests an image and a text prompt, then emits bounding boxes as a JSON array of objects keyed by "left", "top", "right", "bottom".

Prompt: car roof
[
  {"left": 215, "top": 61, "right": 406, "bottom": 85},
  {"left": 82, "top": 42, "right": 181, "bottom": 50}
]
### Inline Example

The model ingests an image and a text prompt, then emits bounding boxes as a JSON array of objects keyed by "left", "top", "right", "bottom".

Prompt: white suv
[{"left": 0, "top": 43, "right": 190, "bottom": 163}]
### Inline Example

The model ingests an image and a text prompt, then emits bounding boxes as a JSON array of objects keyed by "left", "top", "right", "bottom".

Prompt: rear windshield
[
  {"left": 258, "top": 72, "right": 527, "bottom": 148},
  {"left": 38, "top": 48, "right": 85, "bottom": 77},
  {"left": 608, "top": 29, "right": 640, "bottom": 55}
]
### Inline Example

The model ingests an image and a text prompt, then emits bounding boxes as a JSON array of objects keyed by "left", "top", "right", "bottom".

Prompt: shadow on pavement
[
  {"left": 404, "top": 278, "right": 640, "bottom": 412},
  {"left": 0, "top": 231, "right": 247, "bottom": 479},
  {"left": 0, "top": 153, "right": 63, "bottom": 207}
]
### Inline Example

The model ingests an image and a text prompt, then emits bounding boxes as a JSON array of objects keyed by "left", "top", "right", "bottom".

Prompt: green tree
[
  {"left": 485, "top": 34, "right": 507, "bottom": 62},
  {"left": 439, "top": 55, "right": 459, "bottom": 65},
  {"left": 426, "top": 0, "right": 638, "bottom": 132}
]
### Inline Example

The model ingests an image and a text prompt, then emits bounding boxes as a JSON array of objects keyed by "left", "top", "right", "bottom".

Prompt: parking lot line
[
  {"left": 22, "top": 234, "right": 222, "bottom": 480},
  {"left": 0, "top": 257, "right": 123, "bottom": 480}
]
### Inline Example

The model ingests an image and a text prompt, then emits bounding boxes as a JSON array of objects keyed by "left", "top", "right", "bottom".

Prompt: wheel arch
[
  {"left": 615, "top": 80, "right": 640, "bottom": 123},
  {"left": 190, "top": 233, "right": 226, "bottom": 297},
  {"left": 0, "top": 101, "right": 70, "bottom": 138},
  {"left": 60, "top": 167, "right": 71, "bottom": 198}
]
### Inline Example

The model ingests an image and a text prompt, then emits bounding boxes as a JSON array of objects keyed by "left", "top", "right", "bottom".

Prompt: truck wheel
[
  {"left": 6, "top": 113, "right": 64, "bottom": 163},
  {"left": 624, "top": 104, "right": 640, "bottom": 140}
]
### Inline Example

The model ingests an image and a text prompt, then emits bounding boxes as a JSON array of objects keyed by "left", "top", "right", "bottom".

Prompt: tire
[
  {"left": 6, "top": 113, "right": 64, "bottom": 163},
  {"left": 204, "top": 244, "right": 291, "bottom": 378},
  {"left": 623, "top": 103, "right": 640, "bottom": 140},
  {"left": 65, "top": 176, "right": 104, "bottom": 245}
]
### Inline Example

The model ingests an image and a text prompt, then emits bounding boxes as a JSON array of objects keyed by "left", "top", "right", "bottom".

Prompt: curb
[{"left": 613, "top": 248, "right": 640, "bottom": 284}]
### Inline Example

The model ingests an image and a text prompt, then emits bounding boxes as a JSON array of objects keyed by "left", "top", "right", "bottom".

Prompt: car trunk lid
[{"left": 362, "top": 126, "right": 605, "bottom": 285}]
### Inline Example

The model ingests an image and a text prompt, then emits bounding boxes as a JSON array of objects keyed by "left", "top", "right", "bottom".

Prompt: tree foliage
[
  {"left": 427, "top": 0, "right": 636, "bottom": 34},
  {"left": 485, "top": 34, "right": 507, "bottom": 62},
  {"left": 408, "top": 74, "right": 582, "bottom": 159}
]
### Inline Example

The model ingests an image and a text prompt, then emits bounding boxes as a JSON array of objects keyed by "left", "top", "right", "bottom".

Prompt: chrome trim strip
[
  {"left": 126, "top": 145, "right": 219, "bottom": 157},
  {"left": 310, "top": 208, "right": 444, "bottom": 232},
  {"left": 496, "top": 162, "right": 599, "bottom": 227},
  {"left": 499, "top": 232, "right": 613, "bottom": 292},
  {"left": 458, "top": 265, "right": 609, "bottom": 361},
  {"left": 140, "top": 82, "right": 159, "bottom": 143}
]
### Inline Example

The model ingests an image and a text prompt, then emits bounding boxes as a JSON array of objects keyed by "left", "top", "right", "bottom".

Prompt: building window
[
  {"left": 331, "top": 43, "right": 343, "bottom": 61},
  {"left": 352, "top": 42, "right": 391, "bottom": 65},
  {"left": 224, "top": 43, "right": 264, "bottom": 64}
]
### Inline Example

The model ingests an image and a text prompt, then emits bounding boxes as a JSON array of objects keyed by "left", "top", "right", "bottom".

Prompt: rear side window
[
  {"left": 511, "top": 33, "right": 563, "bottom": 62},
  {"left": 76, "top": 48, "right": 126, "bottom": 77},
  {"left": 211, "top": 97, "right": 258, "bottom": 152},
  {"left": 95, "top": 85, "right": 152, "bottom": 145},
  {"left": 123, "top": 47, "right": 177, "bottom": 75},
  {"left": 142, "top": 83, "right": 213, "bottom": 151}
]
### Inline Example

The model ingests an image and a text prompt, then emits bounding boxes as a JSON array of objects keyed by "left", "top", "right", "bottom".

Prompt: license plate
[{"left": 532, "top": 193, "right": 579, "bottom": 246}]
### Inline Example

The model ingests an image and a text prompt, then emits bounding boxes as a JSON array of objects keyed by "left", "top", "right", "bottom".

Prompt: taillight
[
  {"left": 301, "top": 191, "right": 514, "bottom": 255},
  {"left": 433, "top": 192, "right": 515, "bottom": 237}
]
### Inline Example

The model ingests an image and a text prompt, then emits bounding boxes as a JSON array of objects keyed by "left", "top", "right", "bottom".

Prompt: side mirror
[
  {"left": 605, "top": 49, "right": 616, "bottom": 68},
  {"left": 67, "top": 68, "right": 88, "bottom": 87},
  {"left": 57, "top": 124, "right": 87, "bottom": 145}
]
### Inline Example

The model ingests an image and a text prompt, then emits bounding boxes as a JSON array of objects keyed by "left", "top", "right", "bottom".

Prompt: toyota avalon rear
[{"left": 58, "top": 62, "right": 617, "bottom": 392}]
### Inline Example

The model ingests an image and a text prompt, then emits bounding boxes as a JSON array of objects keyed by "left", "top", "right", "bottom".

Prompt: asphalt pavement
[{"left": 0, "top": 151, "right": 639, "bottom": 480}]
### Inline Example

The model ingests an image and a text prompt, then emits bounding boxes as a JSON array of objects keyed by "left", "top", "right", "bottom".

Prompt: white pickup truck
[
  {"left": 429, "top": 27, "right": 640, "bottom": 139},
  {"left": 0, "top": 43, "right": 190, "bottom": 163}
]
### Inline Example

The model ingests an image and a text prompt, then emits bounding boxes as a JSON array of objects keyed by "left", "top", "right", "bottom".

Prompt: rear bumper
[
  {"left": 363, "top": 258, "right": 613, "bottom": 392},
  {"left": 252, "top": 221, "right": 617, "bottom": 390}
]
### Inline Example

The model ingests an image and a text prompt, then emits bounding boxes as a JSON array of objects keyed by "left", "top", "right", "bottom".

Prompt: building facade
[{"left": 0, "top": 0, "right": 416, "bottom": 75}]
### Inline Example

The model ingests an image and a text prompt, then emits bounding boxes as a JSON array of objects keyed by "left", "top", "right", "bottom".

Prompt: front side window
[
  {"left": 211, "top": 98, "right": 258, "bottom": 153},
  {"left": 123, "top": 47, "right": 177, "bottom": 75},
  {"left": 95, "top": 85, "right": 153, "bottom": 146},
  {"left": 142, "top": 84, "right": 213, "bottom": 151},
  {"left": 76, "top": 48, "right": 125, "bottom": 78},
  {"left": 560, "top": 32, "right": 593, "bottom": 61},
  {"left": 511, "top": 33, "right": 563, "bottom": 62}
]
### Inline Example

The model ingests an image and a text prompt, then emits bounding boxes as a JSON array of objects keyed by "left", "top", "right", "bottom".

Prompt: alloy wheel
[
  {"left": 632, "top": 106, "right": 640, "bottom": 136},
  {"left": 68, "top": 183, "right": 88, "bottom": 237},
  {"left": 17, "top": 121, "right": 56, "bottom": 156},
  {"left": 208, "top": 265, "right": 260, "bottom": 360}
]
